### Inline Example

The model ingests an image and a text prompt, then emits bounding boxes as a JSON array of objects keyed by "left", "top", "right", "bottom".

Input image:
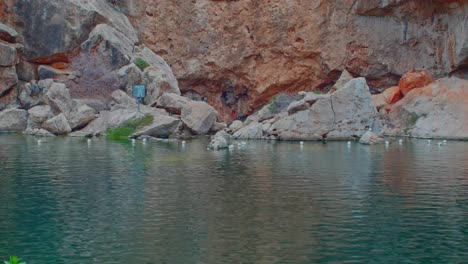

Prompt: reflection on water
[{"left": 0, "top": 135, "right": 467, "bottom": 263}]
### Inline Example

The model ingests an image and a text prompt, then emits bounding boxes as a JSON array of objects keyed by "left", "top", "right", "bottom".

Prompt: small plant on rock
[
  {"left": 4, "top": 256, "right": 26, "bottom": 264},
  {"left": 134, "top": 58, "right": 150, "bottom": 71},
  {"left": 106, "top": 114, "right": 154, "bottom": 140}
]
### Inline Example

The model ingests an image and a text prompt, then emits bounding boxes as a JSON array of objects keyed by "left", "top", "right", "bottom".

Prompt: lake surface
[{"left": 0, "top": 134, "right": 467, "bottom": 264}]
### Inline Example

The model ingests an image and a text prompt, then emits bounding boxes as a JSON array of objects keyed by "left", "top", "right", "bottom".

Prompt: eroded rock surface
[{"left": 385, "top": 77, "right": 468, "bottom": 139}]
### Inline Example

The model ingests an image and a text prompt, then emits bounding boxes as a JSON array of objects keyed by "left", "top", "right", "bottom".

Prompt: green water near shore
[{"left": 0, "top": 135, "right": 467, "bottom": 263}]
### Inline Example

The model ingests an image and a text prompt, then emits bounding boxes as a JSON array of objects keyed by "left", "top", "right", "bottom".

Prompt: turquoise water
[{"left": 0, "top": 135, "right": 467, "bottom": 263}]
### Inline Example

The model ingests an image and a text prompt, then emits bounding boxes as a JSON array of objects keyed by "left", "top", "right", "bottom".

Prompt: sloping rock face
[
  {"left": 384, "top": 77, "right": 468, "bottom": 139},
  {"left": 12, "top": 0, "right": 137, "bottom": 62},
  {"left": 123, "top": 0, "right": 468, "bottom": 120}
]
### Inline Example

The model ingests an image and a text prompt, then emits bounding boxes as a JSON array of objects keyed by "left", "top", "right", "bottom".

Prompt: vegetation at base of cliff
[
  {"left": 4, "top": 256, "right": 26, "bottom": 264},
  {"left": 134, "top": 58, "right": 150, "bottom": 71},
  {"left": 268, "top": 93, "right": 305, "bottom": 114},
  {"left": 106, "top": 114, "right": 154, "bottom": 140}
]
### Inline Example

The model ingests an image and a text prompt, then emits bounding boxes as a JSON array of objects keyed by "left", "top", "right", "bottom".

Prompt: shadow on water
[{"left": 0, "top": 135, "right": 467, "bottom": 263}]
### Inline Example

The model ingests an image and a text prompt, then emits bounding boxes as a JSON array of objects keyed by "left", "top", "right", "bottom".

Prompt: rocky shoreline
[{"left": 0, "top": 1, "right": 467, "bottom": 147}]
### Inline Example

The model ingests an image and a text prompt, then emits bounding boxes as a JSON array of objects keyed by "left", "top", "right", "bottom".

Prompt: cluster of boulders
[
  {"left": 223, "top": 72, "right": 383, "bottom": 141},
  {"left": 0, "top": 0, "right": 467, "bottom": 147},
  {"left": 0, "top": 1, "right": 224, "bottom": 139},
  {"left": 207, "top": 69, "right": 467, "bottom": 149}
]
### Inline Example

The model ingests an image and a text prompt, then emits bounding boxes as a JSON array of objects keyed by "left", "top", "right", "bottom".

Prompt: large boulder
[
  {"left": 372, "top": 86, "right": 403, "bottom": 112},
  {"left": 110, "top": 89, "right": 137, "bottom": 110},
  {"left": 81, "top": 109, "right": 140, "bottom": 134},
  {"left": 68, "top": 104, "right": 97, "bottom": 130},
  {"left": 0, "top": 108, "right": 28, "bottom": 132},
  {"left": 385, "top": 77, "right": 468, "bottom": 139},
  {"left": 16, "top": 60, "right": 38, "bottom": 82},
  {"left": 244, "top": 103, "right": 275, "bottom": 126},
  {"left": 267, "top": 78, "right": 382, "bottom": 140},
  {"left": 81, "top": 24, "right": 134, "bottom": 71},
  {"left": 228, "top": 120, "right": 244, "bottom": 133},
  {"left": 18, "top": 79, "right": 54, "bottom": 110},
  {"left": 116, "top": 63, "right": 143, "bottom": 94},
  {"left": 399, "top": 70, "right": 434, "bottom": 96},
  {"left": 181, "top": 101, "right": 218, "bottom": 135},
  {"left": 0, "top": 66, "right": 18, "bottom": 97},
  {"left": 42, "top": 113, "right": 72, "bottom": 135},
  {"left": 14, "top": 0, "right": 137, "bottom": 62},
  {"left": 43, "top": 83, "right": 73, "bottom": 115},
  {"left": 155, "top": 93, "right": 190, "bottom": 114},
  {"left": 142, "top": 65, "right": 181, "bottom": 106},
  {"left": 359, "top": 131, "right": 384, "bottom": 145},
  {"left": 233, "top": 121, "right": 264, "bottom": 139},
  {"left": 208, "top": 130, "right": 232, "bottom": 150},
  {"left": 27, "top": 105, "right": 54, "bottom": 129},
  {"left": 0, "top": 42, "right": 17, "bottom": 67},
  {"left": 131, "top": 115, "right": 181, "bottom": 139}
]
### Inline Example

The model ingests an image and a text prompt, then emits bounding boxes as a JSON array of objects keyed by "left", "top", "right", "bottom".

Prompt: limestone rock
[
  {"left": 155, "top": 93, "right": 190, "bottom": 114},
  {"left": 15, "top": 0, "right": 137, "bottom": 61},
  {"left": 44, "top": 83, "right": 73, "bottom": 115},
  {"left": 24, "top": 128, "right": 55, "bottom": 137},
  {"left": 244, "top": 104, "right": 275, "bottom": 126},
  {"left": 233, "top": 121, "right": 264, "bottom": 139},
  {"left": 0, "top": 22, "right": 18, "bottom": 43},
  {"left": 16, "top": 60, "right": 38, "bottom": 82},
  {"left": 0, "top": 66, "right": 18, "bottom": 96},
  {"left": 43, "top": 113, "right": 72, "bottom": 135},
  {"left": 208, "top": 130, "right": 232, "bottom": 150},
  {"left": 110, "top": 89, "right": 137, "bottom": 109},
  {"left": 27, "top": 105, "right": 54, "bottom": 129},
  {"left": 68, "top": 104, "right": 97, "bottom": 130},
  {"left": 117, "top": 63, "right": 143, "bottom": 94},
  {"left": 181, "top": 101, "right": 218, "bottom": 135},
  {"left": 228, "top": 120, "right": 244, "bottom": 133},
  {"left": 142, "top": 65, "right": 180, "bottom": 106},
  {"left": 210, "top": 122, "right": 227, "bottom": 133},
  {"left": 0, "top": 42, "right": 17, "bottom": 67},
  {"left": 18, "top": 79, "right": 53, "bottom": 110},
  {"left": 131, "top": 115, "right": 181, "bottom": 139},
  {"left": 328, "top": 70, "right": 353, "bottom": 94},
  {"left": 399, "top": 70, "right": 434, "bottom": 96},
  {"left": 385, "top": 77, "right": 468, "bottom": 139},
  {"left": 359, "top": 131, "right": 385, "bottom": 145},
  {"left": 267, "top": 78, "right": 382, "bottom": 140},
  {"left": 81, "top": 109, "right": 140, "bottom": 134},
  {"left": 0, "top": 108, "right": 28, "bottom": 132},
  {"left": 81, "top": 24, "right": 134, "bottom": 71}
]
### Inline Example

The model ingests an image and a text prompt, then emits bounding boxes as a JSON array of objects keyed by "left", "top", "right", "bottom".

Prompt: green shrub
[
  {"left": 106, "top": 114, "right": 154, "bottom": 140},
  {"left": 4, "top": 256, "right": 26, "bottom": 264},
  {"left": 134, "top": 58, "right": 150, "bottom": 71}
]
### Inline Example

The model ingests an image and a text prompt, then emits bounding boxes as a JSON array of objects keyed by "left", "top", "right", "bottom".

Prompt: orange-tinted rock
[
  {"left": 124, "top": 0, "right": 468, "bottom": 118},
  {"left": 399, "top": 70, "right": 434, "bottom": 96},
  {"left": 51, "top": 62, "right": 69, "bottom": 69},
  {"left": 386, "top": 77, "right": 468, "bottom": 139},
  {"left": 383, "top": 86, "right": 403, "bottom": 104}
]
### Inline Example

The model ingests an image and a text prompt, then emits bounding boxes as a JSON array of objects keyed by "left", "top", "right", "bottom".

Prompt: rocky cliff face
[
  {"left": 121, "top": 0, "right": 467, "bottom": 121},
  {"left": 0, "top": 0, "right": 467, "bottom": 139}
]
